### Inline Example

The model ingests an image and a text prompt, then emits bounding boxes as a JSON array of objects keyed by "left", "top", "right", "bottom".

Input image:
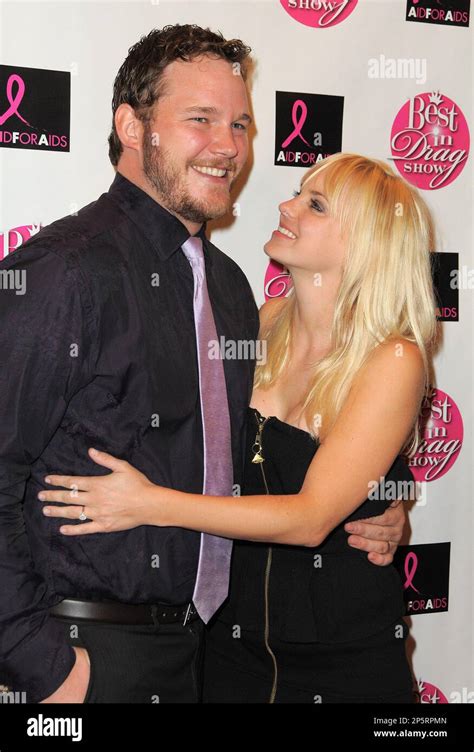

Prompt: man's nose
[{"left": 210, "top": 125, "right": 239, "bottom": 158}]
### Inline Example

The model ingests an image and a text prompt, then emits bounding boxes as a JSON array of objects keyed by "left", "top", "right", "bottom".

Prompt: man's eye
[
  {"left": 232, "top": 122, "right": 247, "bottom": 130},
  {"left": 191, "top": 117, "right": 208, "bottom": 123}
]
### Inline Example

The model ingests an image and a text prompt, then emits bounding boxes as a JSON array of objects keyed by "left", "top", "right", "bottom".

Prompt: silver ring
[{"left": 78, "top": 506, "right": 87, "bottom": 522}]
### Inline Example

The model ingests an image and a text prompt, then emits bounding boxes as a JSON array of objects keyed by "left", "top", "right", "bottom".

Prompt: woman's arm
[
  {"left": 40, "top": 340, "right": 423, "bottom": 547},
  {"left": 151, "top": 339, "right": 423, "bottom": 546}
]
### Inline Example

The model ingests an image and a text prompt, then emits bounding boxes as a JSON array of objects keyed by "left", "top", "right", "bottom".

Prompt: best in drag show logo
[
  {"left": 409, "top": 387, "right": 463, "bottom": 482},
  {"left": 280, "top": 0, "right": 358, "bottom": 27},
  {"left": 390, "top": 91, "right": 469, "bottom": 189}
]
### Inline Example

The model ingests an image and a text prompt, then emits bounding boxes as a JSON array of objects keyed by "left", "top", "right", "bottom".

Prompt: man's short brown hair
[{"left": 108, "top": 23, "right": 252, "bottom": 166}]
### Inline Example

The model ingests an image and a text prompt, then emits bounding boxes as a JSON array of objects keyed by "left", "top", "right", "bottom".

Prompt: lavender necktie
[{"left": 181, "top": 236, "right": 234, "bottom": 624}]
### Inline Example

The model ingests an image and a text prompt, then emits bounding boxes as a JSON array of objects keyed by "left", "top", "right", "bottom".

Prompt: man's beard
[{"left": 142, "top": 122, "right": 233, "bottom": 223}]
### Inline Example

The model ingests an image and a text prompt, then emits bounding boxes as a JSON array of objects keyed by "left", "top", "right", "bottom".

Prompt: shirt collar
[{"left": 106, "top": 170, "right": 210, "bottom": 263}]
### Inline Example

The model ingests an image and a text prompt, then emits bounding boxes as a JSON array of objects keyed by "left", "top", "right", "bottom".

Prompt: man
[{"left": 0, "top": 24, "right": 408, "bottom": 703}]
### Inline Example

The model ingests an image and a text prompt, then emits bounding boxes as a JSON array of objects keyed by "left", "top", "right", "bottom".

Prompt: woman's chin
[{"left": 263, "top": 241, "right": 287, "bottom": 265}]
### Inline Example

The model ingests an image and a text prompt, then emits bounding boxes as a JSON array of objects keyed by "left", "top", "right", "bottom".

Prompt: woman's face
[{"left": 264, "top": 171, "right": 347, "bottom": 278}]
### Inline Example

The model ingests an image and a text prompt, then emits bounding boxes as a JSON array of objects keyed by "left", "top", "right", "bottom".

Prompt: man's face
[{"left": 141, "top": 55, "right": 251, "bottom": 224}]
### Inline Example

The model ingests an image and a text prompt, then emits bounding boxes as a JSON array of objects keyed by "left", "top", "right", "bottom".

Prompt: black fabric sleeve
[{"left": 0, "top": 243, "right": 95, "bottom": 702}]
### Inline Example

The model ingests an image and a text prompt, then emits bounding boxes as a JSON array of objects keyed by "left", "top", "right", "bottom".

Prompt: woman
[{"left": 39, "top": 153, "right": 438, "bottom": 702}]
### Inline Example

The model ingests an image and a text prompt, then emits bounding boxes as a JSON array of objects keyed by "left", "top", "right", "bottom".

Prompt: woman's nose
[{"left": 278, "top": 197, "right": 296, "bottom": 217}]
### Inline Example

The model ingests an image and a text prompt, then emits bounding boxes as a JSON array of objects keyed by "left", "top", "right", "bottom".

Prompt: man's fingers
[
  {"left": 367, "top": 551, "right": 392, "bottom": 567},
  {"left": 388, "top": 499, "right": 402, "bottom": 509},
  {"left": 347, "top": 534, "right": 392, "bottom": 554},
  {"left": 345, "top": 521, "right": 391, "bottom": 540},
  {"left": 350, "top": 500, "right": 403, "bottom": 527}
]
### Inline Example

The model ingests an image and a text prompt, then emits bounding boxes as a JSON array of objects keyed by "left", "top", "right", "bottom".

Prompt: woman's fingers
[
  {"left": 42, "top": 504, "right": 87, "bottom": 519},
  {"left": 42, "top": 450, "right": 128, "bottom": 494},
  {"left": 88, "top": 448, "right": 127, "bottom": 472},
  {"left": 43, "top": 475, "right": 91, "bottom": 492},
  {"left": 39, "top": 453, "right": 148, "bottom": 534},
  {"left": 59, "top": 522, "right": 103, "bottom": 536},
  {"left": 39, "top": 489, "right": 86, "bottom": 503},
  {"left": 42, "top": 503, "right": 106, "bottom": 533},
  {"left": 42, "top": 504, "right": 106, "bottom": 534}
]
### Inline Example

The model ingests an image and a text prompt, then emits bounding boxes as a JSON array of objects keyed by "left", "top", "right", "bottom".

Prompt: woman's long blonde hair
[{"left": 255, "top": 153, "right": 439, "bottom": 456}]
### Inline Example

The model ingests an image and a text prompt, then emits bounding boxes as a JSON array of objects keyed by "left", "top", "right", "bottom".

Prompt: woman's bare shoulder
[{"left": 355, "top": 337, "right": 425, "bottom": 396}]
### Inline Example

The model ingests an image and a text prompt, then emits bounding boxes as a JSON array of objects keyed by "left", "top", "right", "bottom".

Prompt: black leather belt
[{"left": 50, "top": 598, "right": 199, "bottom": 626}]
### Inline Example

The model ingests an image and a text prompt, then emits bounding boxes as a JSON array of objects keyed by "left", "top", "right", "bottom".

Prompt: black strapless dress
[{"left": 202, "top": 406, "right": 414, "bottom": 703}]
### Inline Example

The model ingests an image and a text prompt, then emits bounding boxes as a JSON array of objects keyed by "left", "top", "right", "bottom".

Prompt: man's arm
[
  {"left": 344, "top": 444, "right": 415, "bottom": 565},
  {"left": 345, "top": 499, "right": 407, "bottom": 566},
  {"left": 0, "top": 242, "right": 94, "bottom": 702}
]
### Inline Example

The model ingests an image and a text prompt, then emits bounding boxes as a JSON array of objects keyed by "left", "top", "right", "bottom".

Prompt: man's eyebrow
[{"left": 182, "top": 105, "right": 253, "bottom": 123}]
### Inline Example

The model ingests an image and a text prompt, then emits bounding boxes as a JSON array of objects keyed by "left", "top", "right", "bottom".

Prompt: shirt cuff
[{"left": 4, "top": 617, "right": 76, "bottom": 703}]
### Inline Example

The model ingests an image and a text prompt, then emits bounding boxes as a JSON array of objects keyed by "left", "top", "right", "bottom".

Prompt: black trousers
[
  {"left": 53, "top": 615, "right": 205, "bottom": 703},
  {"left": 202, "top": 617, "right": 414, "bottom": 704}
]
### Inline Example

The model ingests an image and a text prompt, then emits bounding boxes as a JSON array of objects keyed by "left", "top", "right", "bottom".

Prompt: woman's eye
[
  {"left": 310, "top": 200, "right": 324, "bottom": 213},
  {"left": 292, "top": 189, "right": 324, "bottom": 212}
]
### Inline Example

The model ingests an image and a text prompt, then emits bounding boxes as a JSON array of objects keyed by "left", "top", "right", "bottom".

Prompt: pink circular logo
[
  {"left": 417, "top": 679, "right": 449, "bottom": 704},
  {"left": 264, "top": 260, "right": 292, "bottom": 301},
  {"left": 410, "top": 387, "right": 463, "bottom": 483},
  {"left": 280, "top": 0, "right": 358, "bottom": 28},
  {"left": 390, "top": 92, "right": 469, "bottom": 190}
]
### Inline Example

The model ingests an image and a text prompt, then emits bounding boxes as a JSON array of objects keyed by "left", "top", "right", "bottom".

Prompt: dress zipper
[{"left": 252, "top": 411, "right": 278, "bottom": 703}]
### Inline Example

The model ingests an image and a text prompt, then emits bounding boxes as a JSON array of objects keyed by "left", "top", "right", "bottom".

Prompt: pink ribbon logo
[
  {"left": 0, "top": 74, "right": 32, "bottom": 127},
  {"left": 403, "top": 552, "right": 420, "bottom": 593},
  {"left": 281, "top": 99, "right": 311, "bottom": 149}
]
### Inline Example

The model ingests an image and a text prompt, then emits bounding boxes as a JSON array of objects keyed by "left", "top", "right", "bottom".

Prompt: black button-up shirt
[{"left": 0, "top": 171, "right": 259, "bottom": 701}]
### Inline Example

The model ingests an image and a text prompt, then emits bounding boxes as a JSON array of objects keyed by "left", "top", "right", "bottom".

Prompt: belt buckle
[
  {"left": 150, "top": 604, "right": 162, "bottom": 627},
  {"left": 183, "top": 603, "right": 195, "bottom": 626}
]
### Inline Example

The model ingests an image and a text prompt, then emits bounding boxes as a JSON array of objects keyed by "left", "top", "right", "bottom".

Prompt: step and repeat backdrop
[{"left": 0, "top": 0, "right": 472, "bottom": 703}]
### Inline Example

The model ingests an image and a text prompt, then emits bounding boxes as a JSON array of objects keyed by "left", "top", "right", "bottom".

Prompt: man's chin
[{"left": 183, "top": 199, "right": 232, "bottom": 223}]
